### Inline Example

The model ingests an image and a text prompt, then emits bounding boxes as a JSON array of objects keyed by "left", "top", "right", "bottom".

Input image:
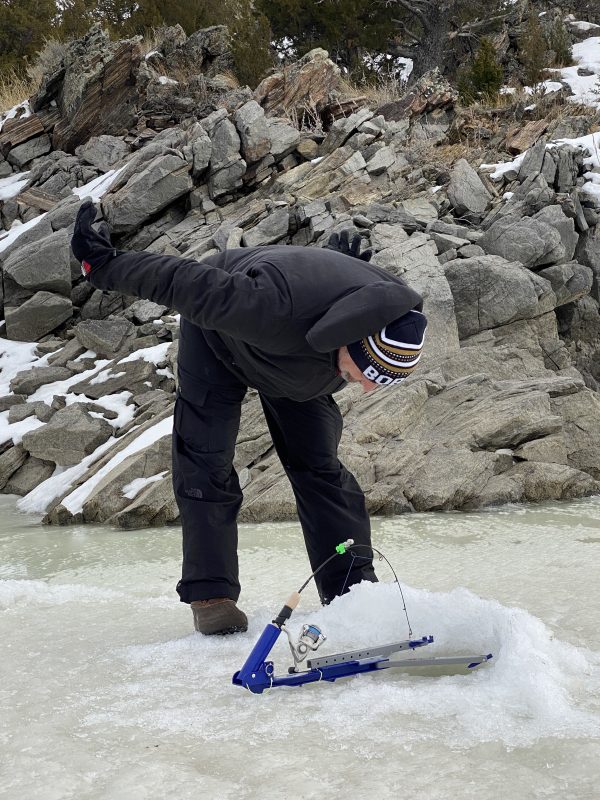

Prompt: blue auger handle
[{"left": 232, "top": 623, "right": 281, "bottom": 692}]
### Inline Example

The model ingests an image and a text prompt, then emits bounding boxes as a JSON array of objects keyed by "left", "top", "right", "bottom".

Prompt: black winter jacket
[{"left": 88, "top": 245, "right": 423, "bottom": 401}]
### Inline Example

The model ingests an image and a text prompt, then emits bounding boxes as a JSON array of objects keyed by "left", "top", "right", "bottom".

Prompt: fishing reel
[{"left": 284, "top": 623, "right": 327, "bottom": 672}]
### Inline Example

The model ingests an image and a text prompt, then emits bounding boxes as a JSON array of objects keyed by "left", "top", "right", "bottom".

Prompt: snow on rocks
[
  {"left": 0, "top": 172, "right": 30, "bottom": 202},
  {"left": 548, "top": 36, "right": 600, "bottom": 108},
  {"left": 1, "top": 22, "right": 600, "bottom": 525}
]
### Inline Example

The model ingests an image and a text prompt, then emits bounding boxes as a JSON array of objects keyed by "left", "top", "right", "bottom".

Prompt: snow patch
[
  {"left": 64, "top": 391, "right": 135, "bottom": 429},
  {"left": 0, "top": 171, "right": 30, "bottom": 201},
  {"left": 547, "top": 36, "right": 600, "bottom": 108},
  {"left": 118, "top": 342, "right": 170, "bottom": 366},
  {"left": 61, "top": 416, "right": 173, "bottom": 514},
  {"left": 18, "top": 436, "right": 117, "bottom": 514},
  {"left": 0, "top": 339, "right": 41, "bottom": 395},
  {"left": 89, "top": 369, "right": 126, "bottom": 386},
  {"left": 122, "top": 470, "right": 168, "bottom": 500},
  {"left": 569, "top": 20, "right": 600, "bottom": 33},
  {"left": 28, "top": 360, "right": 112, "bottom": 402},
  {"left": 0, "top": 411, "right": 44, "bottom": 447},
  {"left": 0, "top": 99, "right": 31, "bottom": 133},
  {"left": 0, "top": 212, "right": 47, "bottom": 254},
  {"left": 524, "top": 80, "right": 565, "bottom": 95},
  {"left": 72, "top": 166, "right": 126, "bottom": 202}
]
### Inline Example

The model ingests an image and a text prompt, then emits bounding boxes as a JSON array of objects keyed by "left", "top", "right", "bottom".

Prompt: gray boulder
[
  {"left": 2, "top": 455, "right": 55, "bottom": 496},
  {"left": 242, "top": 208, "right": 289, "bottom": 247},
  {"left": 374, "top": 232, "right": 460, "bottom": 364},
  {"left": 533, "top": 205, "right": 578, "bottom": 263},
  {"left": 0, "top": 445, "right": 28, "bottom": 490},
  {"left": 75, "top": 135, "right": 130, "bottom": 172},
  {"left": 444, "top": 255, "right": 556, "bottom": 338},
  {"left": 79, "top": 290, "right": 124, "bottom": 320},
  {"left": 555, "top": 145, "right": 581, "bottom": 192},
  {"left": 22, "top": 405, "right": 113, "bottom": 466},
  {"left": 70, "top": 357, "right": 167, "bottom": 399},
  {"left": 74, "top": 318, "right": 137, "bottom": 356},
  {"left": 3, "top": 229, "right": 72, "bottom": 302},
  {"left": 511, "top": 173, "right": 556, "bottom": 214},
  {"left": 0, "top": 395, "right": 26, "bottom": 412},
  {"left": 0, "top": 217, "right": 54, "bottom": 270},
  {"left": 47, "top": 338, "right": 86, "bottom": 367},
  {"left": 574, "top": 226, "right": 600, "bottom": 303},
  {"left": 102, "top": 153, "right": 192, "bottom": 233},
  {"left": 478, "top": 216, "right": 564, "bottom": 268},
  {"left": 5, "top": 293, "right": 72, "bottom": 341},
  {"left": 77, "top": 434, "right": 173, "bottom": 524},
  {"left": 319, "top": 108, "right": 374, "bottom": 155},
  {"left": 8, "top": 402, "right": 54, "bottom": 423},
  {"left": 234, "top": 100, "right": 271, "bottom": 163},
  {"left": 365, "top": 146, "right": 396, "bottom": 176},
  {"left": 7, "top": 135, "right": 52, "bottom": 168},
  {"left": 125, "top": 300, "right": 169, "bottom": 324},
  {"left": 537, "top": 262, "right": 593, "bottom": 307},
  {"left": 267, "top": 120, "right": 301, "bottom": 159},
  {"left": 208, "top": 118, "right": 246, "bottom": 199},
  {"left": 518, "top": 137, "right": 547, "bottom": 182},
  {"left": 447, "top": 159, "right": 492, "bottom": 221},
  {"left": 191, "top": 129, "right": 212, "bottom": 177},
  {"left": 10, "top": 366, "right": 73, "bottom": 396}
]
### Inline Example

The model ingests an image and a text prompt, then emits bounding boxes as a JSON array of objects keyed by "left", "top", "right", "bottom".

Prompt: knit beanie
[{"left": 346, "top": 309, "right": 427, "bottom": 385}]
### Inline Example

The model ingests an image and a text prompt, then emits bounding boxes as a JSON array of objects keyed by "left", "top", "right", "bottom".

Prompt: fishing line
[{"left": 295, "top": 541, "right": 413, "bottom": 637}]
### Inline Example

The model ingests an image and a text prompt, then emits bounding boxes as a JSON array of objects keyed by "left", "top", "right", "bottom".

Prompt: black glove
[
  {"left": 325, "top": 229, "right": 372, "bottom": 262},
  {"left": 71, "top": 199, "right": 117, "bottom": 278}
]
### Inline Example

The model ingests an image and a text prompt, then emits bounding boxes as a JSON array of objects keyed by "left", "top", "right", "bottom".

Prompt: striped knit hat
[{"left": 347, "top": 310, "right": 427, "bottom": 385}]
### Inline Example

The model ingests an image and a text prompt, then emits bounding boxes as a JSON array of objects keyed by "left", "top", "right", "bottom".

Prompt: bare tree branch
[
  {"left": 386, "top": 0, "right": 429, "bottom": 29},
  {"left": 458, "top": 13, "right": 511, "bottom": 33},
  {"left": 391, "top": 18, "right": 421, "bottom": 43},
  {"left": 387, "top": 43, "right": 419, "bottom": 59}
]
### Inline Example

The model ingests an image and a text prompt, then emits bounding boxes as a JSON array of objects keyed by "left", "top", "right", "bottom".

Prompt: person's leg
[
  {"left": 173, "top": 320, "right": 247, "bottom": 605},
  {"left": 259, "top": 394, "right": 376, "bottom": 603}
]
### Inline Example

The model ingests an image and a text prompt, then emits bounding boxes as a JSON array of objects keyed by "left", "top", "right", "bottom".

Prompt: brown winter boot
[{"left": 191, "top": 598, "right": 248, "bottom": 635}]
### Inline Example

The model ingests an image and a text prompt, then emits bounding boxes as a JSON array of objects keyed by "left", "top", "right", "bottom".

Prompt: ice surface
[{"left": 1, "top": 499, "right": 600, "bottom": 798}]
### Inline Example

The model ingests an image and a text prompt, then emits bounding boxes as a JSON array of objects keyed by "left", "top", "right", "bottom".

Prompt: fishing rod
[{"left": 232, "top": 540, "right": 492, "bottom": 694}]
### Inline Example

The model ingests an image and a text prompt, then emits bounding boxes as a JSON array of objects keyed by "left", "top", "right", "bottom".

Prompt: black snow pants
[{"left": 173, "top": 319, "right": 376, "bottom": 605}]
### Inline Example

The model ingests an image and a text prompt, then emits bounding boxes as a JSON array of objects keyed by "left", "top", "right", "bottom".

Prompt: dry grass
[
  {"left": 337, "top": 74, "right": 408, "bottom": 109},
  {"left": 139, "top": 30, "right": 163, "bottom": 58},
  {"left": 0, "top": 70, "right": 38, "bottom": 115},
  {"left": 0, "top": 37, "right": 68, "bottom": 115},
  {"left": 26, "top": 38, "right": 66, "bottom": 86}
]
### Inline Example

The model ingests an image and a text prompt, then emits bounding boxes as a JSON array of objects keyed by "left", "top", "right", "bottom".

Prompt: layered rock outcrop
[{"left": 1, "top": 25, "right": 600, "bottom": 527}]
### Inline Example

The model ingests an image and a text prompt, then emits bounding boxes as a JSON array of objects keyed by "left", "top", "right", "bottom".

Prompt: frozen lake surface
[{"left": 1, "top": 496, "right": 599, "bottom": 799}]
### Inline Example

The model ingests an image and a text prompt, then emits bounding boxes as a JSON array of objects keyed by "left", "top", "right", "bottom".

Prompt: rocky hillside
[{"left": 1, "top": 22, "right": 600, "bottom": 527}]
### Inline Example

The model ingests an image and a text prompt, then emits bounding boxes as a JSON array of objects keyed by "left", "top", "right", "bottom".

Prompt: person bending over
[{"left": 71, "top": 200, "right": 427, "bottom": 635}]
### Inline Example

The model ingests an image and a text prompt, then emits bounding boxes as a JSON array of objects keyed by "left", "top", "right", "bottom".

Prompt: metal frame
[{"left": 232, "top": 623, "right": 492, "bottom": 694}]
